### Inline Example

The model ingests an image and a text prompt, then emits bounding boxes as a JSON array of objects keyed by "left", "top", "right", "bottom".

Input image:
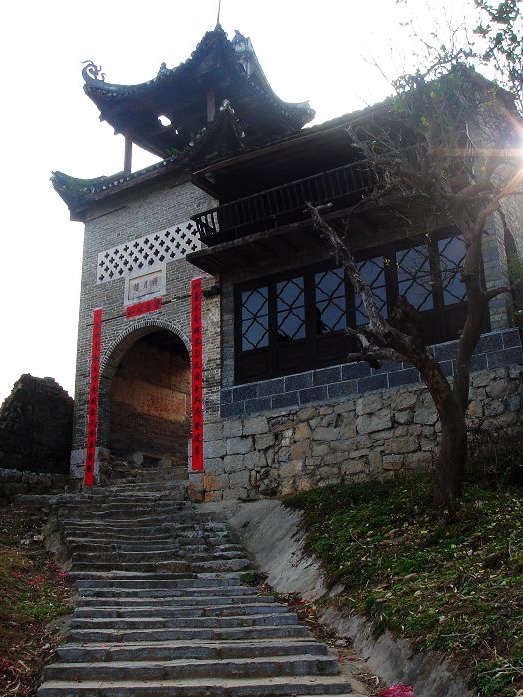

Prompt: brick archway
[{"left": 98, "top": 320, "right": 191, "bottom": 467}]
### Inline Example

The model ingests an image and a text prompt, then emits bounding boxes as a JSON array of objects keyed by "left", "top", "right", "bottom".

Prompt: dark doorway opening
[{"left": 109, "top": 330, "right": 190, "bottom": 466}]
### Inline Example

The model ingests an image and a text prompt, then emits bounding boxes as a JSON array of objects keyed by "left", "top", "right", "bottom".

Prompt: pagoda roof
[{"left": 82, "top": 26, "right": 314, "bottom": 158}]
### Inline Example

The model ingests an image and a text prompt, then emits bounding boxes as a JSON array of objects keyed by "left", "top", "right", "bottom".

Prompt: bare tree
[{"left": 307, "top": 65, "right": 523, "bottom": 518}]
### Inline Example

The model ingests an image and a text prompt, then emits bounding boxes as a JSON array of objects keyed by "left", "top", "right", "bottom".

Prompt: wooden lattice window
[{"left": 234, "top": 231, "right": 482, "bottom": 384}]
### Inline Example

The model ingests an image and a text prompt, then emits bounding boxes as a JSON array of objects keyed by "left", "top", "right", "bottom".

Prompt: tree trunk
[{"left": 433, "top": 405, "right": 467, "bottom": 520}]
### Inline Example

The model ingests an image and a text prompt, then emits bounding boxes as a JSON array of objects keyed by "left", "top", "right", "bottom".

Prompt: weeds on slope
[
  {"left": 0, "top": 504, "right": 75, "bottom": 696},
  {"left": 286, "top": 442, "right": 523, "bottom": 697}
]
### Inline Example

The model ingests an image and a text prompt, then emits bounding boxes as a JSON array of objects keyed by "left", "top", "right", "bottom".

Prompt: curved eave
[
  {"left": 83, "top": 28, "right": 314, "bottom": 135},
  {"left": 51, "top": 157, "right": 187, "bottom": 221}
]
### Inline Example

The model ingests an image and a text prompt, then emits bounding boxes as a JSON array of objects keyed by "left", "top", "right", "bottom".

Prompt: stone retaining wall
[
  {"left": 0, "top": 467, "right": 68, "bottom": 504},
  {"left": 190, "top": 363, "right": 523, "bottom": 502}
]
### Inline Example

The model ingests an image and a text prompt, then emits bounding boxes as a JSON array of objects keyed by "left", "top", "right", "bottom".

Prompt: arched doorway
[{"left": 107, "top": 329, "right": 191, "bottom": 467}]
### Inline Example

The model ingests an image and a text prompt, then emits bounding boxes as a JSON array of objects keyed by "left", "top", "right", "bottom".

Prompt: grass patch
[
  {"left": 286, "top": 455, "right": 523, "bottom": 697},
  {"left": 0, "top": 504, "right": 75, "bottom": 696}
]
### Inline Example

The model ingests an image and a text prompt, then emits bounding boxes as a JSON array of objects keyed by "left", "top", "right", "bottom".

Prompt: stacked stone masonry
[
  {"left": 190, "top": 329, "right": 523, "bottom": 502},
  {"left": 0, "top": 375, "right": 73, "bottom": 474}
]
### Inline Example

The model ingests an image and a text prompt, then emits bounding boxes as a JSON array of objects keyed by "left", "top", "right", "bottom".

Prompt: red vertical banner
[
  {"left": 85, "top": 308, "right": 102, "bottom": 487},
  {"left": 191, "top": 279, "right": 204, "bottom": 471}
]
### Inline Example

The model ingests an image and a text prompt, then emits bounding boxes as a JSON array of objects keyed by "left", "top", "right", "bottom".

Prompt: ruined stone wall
[
  {"left": 190, "top": 330, "right": 523, "bottom": 501},
  {"left": 0, "top": 375, "right": 73, "bottom": 474}
]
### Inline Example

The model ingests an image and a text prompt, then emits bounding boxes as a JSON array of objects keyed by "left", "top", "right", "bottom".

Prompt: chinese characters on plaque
[
  {"left": 85, "top": 308, "right": 102, "bottom": 487},
  {"left": 128, "top": 270, "right": 163, "bottom": 300},
  {"left": 125, "top": 297, "right": 162, "bottom": 318},
  {"left": 191, "top": 279, "right": 204, "bottom": 471}
]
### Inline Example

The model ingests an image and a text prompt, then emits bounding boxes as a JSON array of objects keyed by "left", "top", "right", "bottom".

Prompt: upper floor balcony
[{"left": 191, "top": 159, "right": 379, "bottom": 246}]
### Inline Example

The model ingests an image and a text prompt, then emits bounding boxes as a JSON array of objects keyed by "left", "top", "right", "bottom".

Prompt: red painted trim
[
  {"left": 191, "top": 279, "right": 204, "bottom": 471},
  {"left": 125, "top": 297, "right": 162, "bottom": 318},
  {"left": 85, "top": 308, "right": 103, "bottom": 487}
]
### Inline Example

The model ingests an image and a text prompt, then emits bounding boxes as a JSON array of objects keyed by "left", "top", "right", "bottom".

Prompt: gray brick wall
[{"left": 71, "top": 174, "right": 220, "bottom": 478}]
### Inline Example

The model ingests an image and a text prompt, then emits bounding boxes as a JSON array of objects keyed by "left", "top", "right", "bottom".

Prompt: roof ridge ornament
[{"left": 81, "top": 60, "right": 106, "bottom": 83}]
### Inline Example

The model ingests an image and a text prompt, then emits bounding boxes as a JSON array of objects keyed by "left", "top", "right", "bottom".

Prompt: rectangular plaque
[
  {"left": 126, "top": 297, "right": 162, "bottom": 318},
  {"left": 127, "top": 269, "right": 164, "bottom": 301}
]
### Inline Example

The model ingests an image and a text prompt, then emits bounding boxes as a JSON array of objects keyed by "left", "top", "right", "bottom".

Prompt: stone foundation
[
  {"left": 190, "top": 364, "right": 523, "bottom": 502},
  {"left": 0, "top": 467, "right": 68, "bottom": 504}
]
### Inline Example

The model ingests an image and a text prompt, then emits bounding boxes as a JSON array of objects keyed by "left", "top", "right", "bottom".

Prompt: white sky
[{"left": 0, "top": 0, "right": 477, "bottom": 402}]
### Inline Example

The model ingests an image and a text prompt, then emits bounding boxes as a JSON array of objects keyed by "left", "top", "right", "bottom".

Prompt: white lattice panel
[{"left": 96, "top": 220, "right": 200, "bottom": 284}]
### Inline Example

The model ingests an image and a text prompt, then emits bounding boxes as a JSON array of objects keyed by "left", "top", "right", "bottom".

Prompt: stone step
[
  {"left": 75, "top": 594, "right": 274, "bottom": 608},
  {"left": 71, "top": 550, "right": 247, "bottom": 563},
  {"left": 44, "top": 655, "right": 339, "bottom": 682},
  {"left": 77, "top": 586, "right": 257, "bottom": 599},
  {"left": 68, "top": 542, "right": 242, "bottom": 554},
  {"left": 73, "top": 603, "right": 289, "bottom": 618},
  {"left": 55, "top": 638, "right": 327, "bottom": 662},
  {"left": 74, "top": 576, "right": 243, "bottom": 589},
  {"left": 67, "top": 623, "right": 311, "bottom": 643},
  {"left": 70, "top": 560, "right": 250, "bottom": 574},
  {"left": 37, "top": 675, "right": 353, "bottom": 697},
  {"left": 69, "top": 612, "right": 299, "bottom": 630}
]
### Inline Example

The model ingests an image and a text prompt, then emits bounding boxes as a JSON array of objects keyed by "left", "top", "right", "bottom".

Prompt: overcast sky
[{"left": 0, "top": 0, "right": 477, "bottom": 402}]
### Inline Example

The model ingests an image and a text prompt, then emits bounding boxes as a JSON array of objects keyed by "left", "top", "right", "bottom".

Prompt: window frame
[{"left": 234, "top": 230, "right": 486, "bottom": 385}]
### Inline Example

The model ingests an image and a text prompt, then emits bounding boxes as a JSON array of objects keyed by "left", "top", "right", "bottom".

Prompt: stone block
[
  {"left": 232, "top": 383, "right": 258, "bottom": 402},
  {"left": 311, "top": 426, "right": 340, "bottom": 441},
  {"left": 487, "top": 347, "right": 523, "bottom": 369},
  {"left": 394, "top": 409, "right": 412, "bottom": 425},
  {"left": 204, "top": 458, "right": 226, "bottom": 475},
  {"left": 383, "top": 454, "right": 404, "bottom": 470},
  {"left": 413, "top": 407, "right": 438, "bottom": 425},
  {"left": 285, "top": 373, "right": 313, "bottom": 391},
  {"left": 244, "top": 397, "right": 272, "bottom": 414},
  {"left": 404, "top": 451, "right": 433, "bottom": 468},
  {"left": 467, "top": 400, "right": 483, "bottom": 418},
  {"left": 388, "top": 368, "right": 420, "bottom": 387},
  {"left": 204, "top": 473, "right": 229, "bottom": 491},
  {"left": 204, "top": 440, "right": 226, "bottom": 459},
  {"left": 290, "top": 440, "right": 310, "bottom": 460},
  {"left": 356, "top": 408, "right": 392, "bottom": 434},
  {"left": 221, "top": 402, "right": 244, "bottom": 419},
  {"left": 358, "top": 374, "right": 388, "bottom": 393},
  {"left": 271, "top": 392, "right": 300, "bottom": 410},
  {"left": 385, "top": 436, "right": 419, "bottom": 455},
  {"left": 342, "top": 362, "right": 371, "bottom": 380},
  {"left": 313, "top": 366, "right": 342, "bottom": 385},
  {"left": 299, "top": 386, "right": 328, "bottom": 405},
  {"left": 312, "top": 443, "right": 329, "bottom": 456},
  {"left": 342, "top": 460, "right": 365, "bottom": 475},
  {"left": 244, "top": 450, "right": 266, "bottom": 470},
  {"left": 280, "top": 460, "right": 304, "bottom": 478},
  {"left": 229, "top": 470, "right": 250, "bottom": 488},
  {"left": 294, "top": 422, "right": 311, "bottom": 441},
  {"left": 258, "top": 378, "right": 285, "bottom": 396},
  {"left": 223, "top": 419, "right": 243, "bottom": 438},
  {"left": 297, "top": 407, "right": 317, "bottom": 421},
  {"left": 391, "top": 390, "right": 418, "bottom": 411},
  {"left": 356, "top": 394, "right": 384, "bottom": 416},
  {"left": 328, "top": 381, "right": 358, "bottom": 399},
  {"left": 224, "top": 455, "right": 244, "bottom": 473},
  {"left": 204, "top": 422, "right": 223, "bottom": 442},
  {"left": 486, "top": 378, "right": 516, "bottom": 398},
  {"left": 254, "top": 433, "right": 275, "bottom": 450},
  {"left": 484, "top": 399, "right": 504, "bottom": 416},
  {"left": 227, "top": 436, "right": 253, "bottom": 455},
  {"left": 243, "top": 416, "right": 268, "bottom": 436}
]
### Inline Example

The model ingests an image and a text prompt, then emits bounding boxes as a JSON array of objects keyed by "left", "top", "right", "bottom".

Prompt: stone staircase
[{"left": 38, "top": 478, "right": 357, "bottom": 696}]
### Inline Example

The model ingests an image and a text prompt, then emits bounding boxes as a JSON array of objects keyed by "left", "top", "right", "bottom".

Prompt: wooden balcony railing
[{"left": 191, "top": 159, "right": 379, "bottom": 246}]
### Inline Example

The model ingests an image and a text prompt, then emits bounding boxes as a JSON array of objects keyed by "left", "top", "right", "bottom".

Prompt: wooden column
[{"left": 124, "top": 133, "right": 133, "bottom": 175}]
